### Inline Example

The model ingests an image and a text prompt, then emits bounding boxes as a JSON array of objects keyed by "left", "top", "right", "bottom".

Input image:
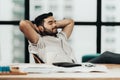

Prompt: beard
[{"left": 39, "top": 28, "right": 58, "bottom": 37}]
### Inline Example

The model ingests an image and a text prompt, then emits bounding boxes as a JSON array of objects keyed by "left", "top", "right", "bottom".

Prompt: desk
[{"left": 0, "top": 64, "right": 120, "bottom": 80}]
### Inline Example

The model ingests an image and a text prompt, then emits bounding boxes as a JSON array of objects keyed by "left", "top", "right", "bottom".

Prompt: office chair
[
  {"left": 32, "top": 54, "right": 44, "bottom": 63},
  {"left": 88, "top": 51, "right": 120, "bottom": 64}
]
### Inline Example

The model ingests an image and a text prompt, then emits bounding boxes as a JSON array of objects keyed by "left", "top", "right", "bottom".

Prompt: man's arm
[
  {"left": 56, "top": 19, "right": 74, "bottom": 39},
  {"left": 19, "top": 20, "right": 39, "bottom": 44}
]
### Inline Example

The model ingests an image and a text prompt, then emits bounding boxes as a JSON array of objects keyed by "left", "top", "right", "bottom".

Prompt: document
[{"left": 13, "top": 63, "right": 109, "bottom": 74}]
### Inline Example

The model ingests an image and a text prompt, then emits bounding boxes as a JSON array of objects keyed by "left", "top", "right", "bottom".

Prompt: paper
[{"left": 13, "top": 63, "right": 109, "bottom": 73}]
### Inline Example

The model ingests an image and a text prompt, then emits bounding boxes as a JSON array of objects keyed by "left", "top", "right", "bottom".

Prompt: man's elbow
[
  {"left": 70, "top": 19, "right": 74, "bottom": 22},
  {"left": 68, "top": 19, "right": 74, "bottom": 25},
  {"left": 19, "top": 20, "right": 27, "bottom": 32}
]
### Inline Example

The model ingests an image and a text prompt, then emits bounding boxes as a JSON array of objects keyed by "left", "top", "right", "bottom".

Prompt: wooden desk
[{"left": 0, "top": 64, "right": 120, "bottom": 80}]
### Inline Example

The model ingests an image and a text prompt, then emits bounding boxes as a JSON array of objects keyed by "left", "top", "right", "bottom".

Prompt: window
[
  {"left": 70, "top": 25, "right": 96, "bottom": 63},
  {"left": 29, "top": 0, "right": 120, "bottom": 62},
  {"left": 1, "top": 0, "right": 120, "bottom": 63},
  {"left": 0, "top": 0, "right": 25, "bottom": 21},
  {"left": 101, "top": 26, "right": 120, "bottom": 53},
  {"left": 0, "top": 0, "right": 25, "bottom": 63},
  {"left": 101, "top": 0, "right": 120, "bottom": 54},
  {"left": 102, "top": 0, "right": 120, "bottom": 22}
]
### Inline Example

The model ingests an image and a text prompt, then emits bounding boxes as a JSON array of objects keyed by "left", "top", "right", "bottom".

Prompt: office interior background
[{"left": 0, "top": 0, "right": 120, "bottom": 64}]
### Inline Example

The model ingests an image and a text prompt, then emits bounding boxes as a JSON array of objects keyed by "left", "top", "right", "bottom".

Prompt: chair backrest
[{"left": 32, "top": 54, "right": 44, "bottom": 63}]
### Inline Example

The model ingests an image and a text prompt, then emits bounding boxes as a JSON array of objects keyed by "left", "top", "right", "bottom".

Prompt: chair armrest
[{"left": 32, "top": 54, "right": 44, "bottom": 63}]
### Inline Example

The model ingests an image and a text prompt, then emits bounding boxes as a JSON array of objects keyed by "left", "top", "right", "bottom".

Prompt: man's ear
[{"left": 38, "top": 26, "right": 44, "bottom": 32}]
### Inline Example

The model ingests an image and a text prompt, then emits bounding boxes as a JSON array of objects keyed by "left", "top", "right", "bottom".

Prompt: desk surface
[{"left": 0, "top": 64, "right": 120, "bottom": 80}]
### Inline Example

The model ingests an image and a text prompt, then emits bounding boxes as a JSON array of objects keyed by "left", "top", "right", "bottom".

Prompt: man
[{"left": 19, "top": 12, "right": 77, "bottom": 64}]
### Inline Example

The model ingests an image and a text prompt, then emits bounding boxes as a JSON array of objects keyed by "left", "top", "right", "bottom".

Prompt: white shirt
[{"left": 28, "top": 31, "right": 77, "bottom": 64}]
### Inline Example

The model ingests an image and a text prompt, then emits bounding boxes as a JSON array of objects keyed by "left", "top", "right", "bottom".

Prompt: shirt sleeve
[
  {"left": 58, "top": 31, "right": 68, "bottom": 41},
  {"left": 28, "top": 34, "right": 45, "bottom": 54}
]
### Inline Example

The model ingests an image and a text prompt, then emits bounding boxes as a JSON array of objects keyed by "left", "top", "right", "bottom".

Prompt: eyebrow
[
  {"left": 48, "top": 20, "right": 56, "bottom": 23},
  {"left": 48, "top": 21, "right": 53, "bottom": 23}
]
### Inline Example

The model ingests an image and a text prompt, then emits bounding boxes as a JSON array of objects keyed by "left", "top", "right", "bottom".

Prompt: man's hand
[
  {"left": 33, "top": 24, "right": 39, "bottom": 32},
  {"left": 56, "top": 19, "right": 74, "bottom": 39},
  {"left": 25, "top": 20, "right": 39, "bottom": 32}
]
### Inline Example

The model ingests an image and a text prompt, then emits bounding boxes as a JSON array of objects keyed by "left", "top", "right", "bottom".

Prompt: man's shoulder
[{"left": 57, "top": 31, "right": 68, "bottom": 40}]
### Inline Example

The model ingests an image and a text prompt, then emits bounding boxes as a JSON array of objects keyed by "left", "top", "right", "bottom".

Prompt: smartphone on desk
[{"left": 52, "top": 62, "right": 82, "bottom": 67}]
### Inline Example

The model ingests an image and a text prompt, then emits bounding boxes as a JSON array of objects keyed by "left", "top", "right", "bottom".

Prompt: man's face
[{"left": 41, "top": 16, "right": 58, "bottom": 36}]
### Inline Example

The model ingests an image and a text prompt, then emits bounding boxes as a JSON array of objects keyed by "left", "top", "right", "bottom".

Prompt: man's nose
[{"left": 53, "top": 23, "right": 57, "bottom": 27}]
